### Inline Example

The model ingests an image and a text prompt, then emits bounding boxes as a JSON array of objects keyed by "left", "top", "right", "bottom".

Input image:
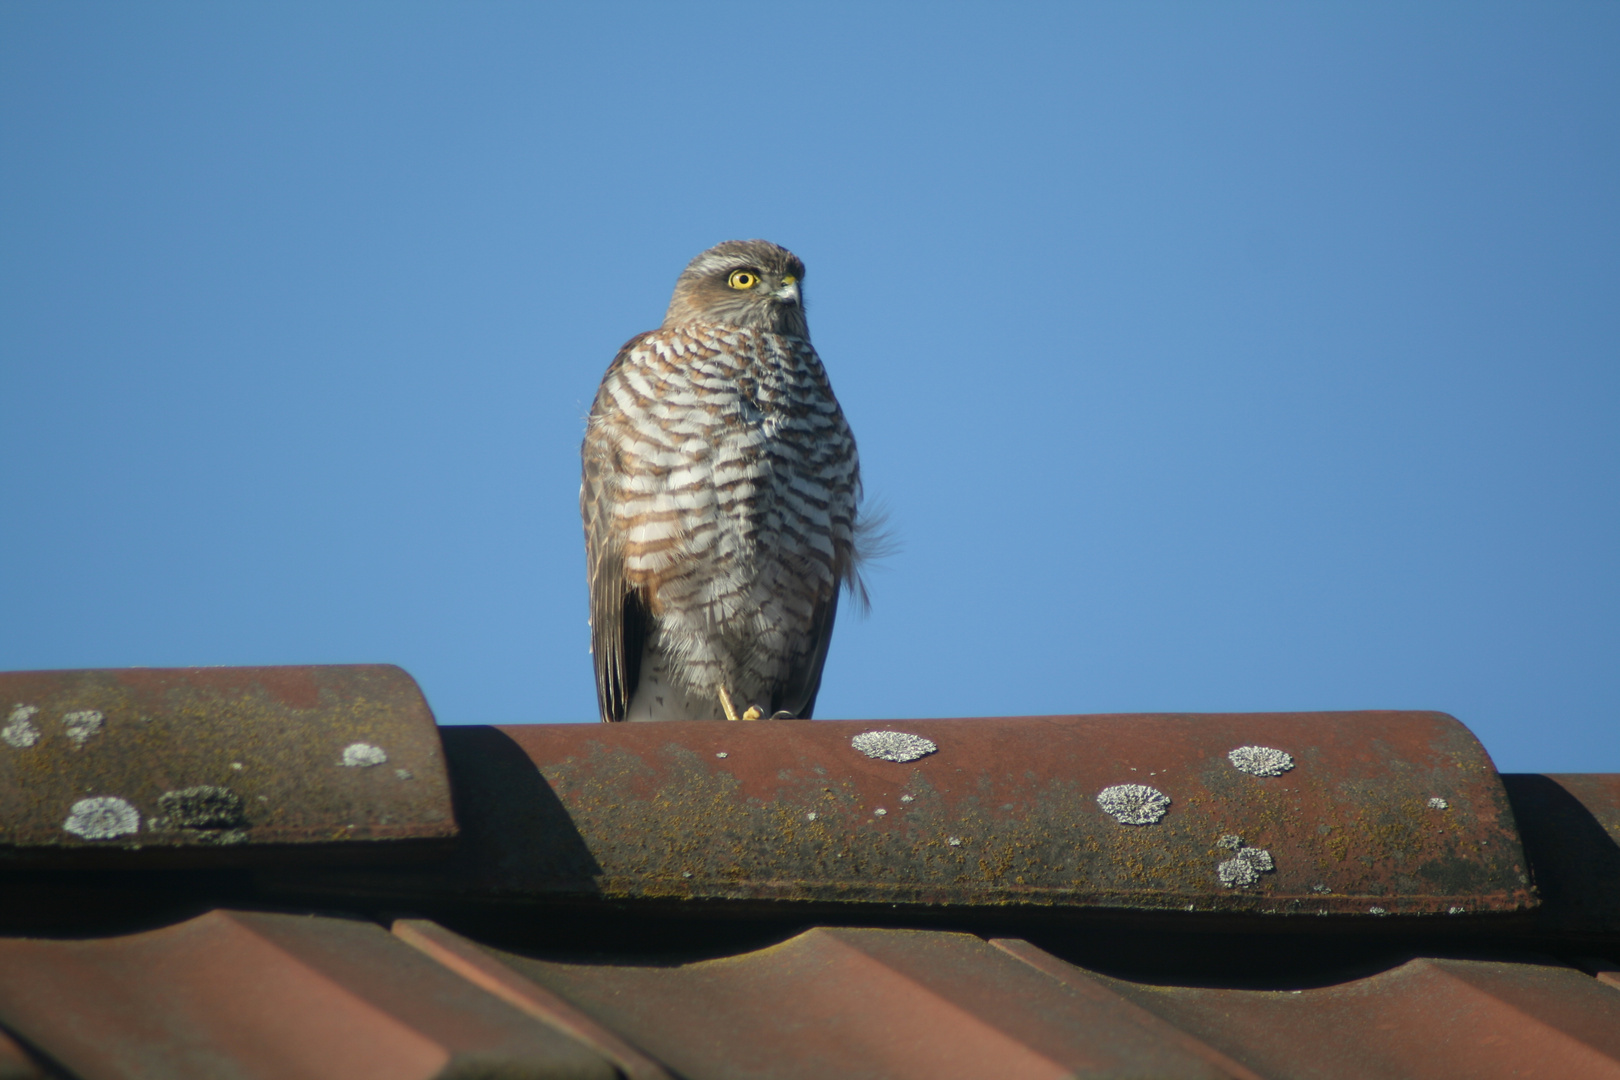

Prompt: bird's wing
[
  {"left": 776, "top": 588, "right": 839, "bottom": 720},
  {"left": 582, "top": 336, "right": 651, "bottom": 723},
  {"left": 583, "top": 519, "right": 646, "bottom": 723}
]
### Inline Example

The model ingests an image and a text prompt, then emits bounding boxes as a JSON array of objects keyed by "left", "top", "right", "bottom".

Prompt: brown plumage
[{"left": 581, "top": 240, "right": 862, "bottom": 722}]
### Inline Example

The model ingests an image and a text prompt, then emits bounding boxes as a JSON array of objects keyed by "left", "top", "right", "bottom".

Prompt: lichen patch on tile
[
  {"left": 850, "top": 731, "right": 937, "bottom": 763},
  {"left": 2, "top": 705, "right": 40, "bottom": 748},
  {"left": 340, "top": 742, "right": 387, "bottom": 767},
  {"left": 1096, "top": 784, "right": 1171, "bottom": 825},
  {"left": 157, "top": 786, "right": 246, "bottom": 830},
  {"left": 1227, "top": 745, "right": 1294, "bottom": 777},
  {"left": 64, "top": 796, "right": 140, "bottom": 840},
  {"left": 61, "top": 709, "right": 105, "bottom": 747},
  {"left": 1217, "top": 846, "right": 1275, "bottom": 887}
]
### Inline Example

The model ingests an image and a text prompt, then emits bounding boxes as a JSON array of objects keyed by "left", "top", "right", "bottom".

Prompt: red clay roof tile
[
  {"left": 0, "top": 1028, "right": 45, "bottom": 1080},
  {"left": 299, "top": 711, "right": 1534, "bottom": 918},
  {"left": 497, "top": 926, "right": 1235, "bottom": 1080},
  {"left": 0, "top": 910, "right": 612, "bottom": 1080},
  {"left": 1095, "top": 955, "right": 1620, "bottom": 1079},
  {"left": 393, "top": 918, "right": 676, "bottom": 1080},
  {"left": 0, "top": 666, "right": 455, "bottom": 866}
]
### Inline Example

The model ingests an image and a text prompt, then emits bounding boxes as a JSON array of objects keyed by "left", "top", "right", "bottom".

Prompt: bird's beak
[{"left": 776, "top": 276, "right": 800, "bottom": 305}]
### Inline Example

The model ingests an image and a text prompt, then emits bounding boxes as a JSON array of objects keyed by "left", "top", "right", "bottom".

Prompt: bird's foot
[
  {"left": 718, "top": 685, "right": 769, "bottom": 721},
  {"left": 717, "top": 685, "right": 749, "bottom": 722}
]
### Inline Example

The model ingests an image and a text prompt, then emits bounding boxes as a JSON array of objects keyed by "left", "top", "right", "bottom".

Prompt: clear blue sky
[{"left": 3, "top": 5, "right": 1615, "bottom": 772}]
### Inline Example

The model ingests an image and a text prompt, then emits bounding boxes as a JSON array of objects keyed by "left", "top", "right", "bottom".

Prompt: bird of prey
[{"left": 581, "top": 240, "right": 863, "bottom": 722}]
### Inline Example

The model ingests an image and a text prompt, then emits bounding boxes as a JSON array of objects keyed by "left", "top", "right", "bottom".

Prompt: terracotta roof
[
  {"left": 0, "top": 666, "right": 1617, "bottom": 1079},
  {"left": 0, "top": 666, "right": 454, "bottom": 863}
]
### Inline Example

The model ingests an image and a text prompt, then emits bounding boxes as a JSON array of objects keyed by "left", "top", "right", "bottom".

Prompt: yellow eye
[{"left": 727, "top": 269, "right": 760, "bottom": 290}]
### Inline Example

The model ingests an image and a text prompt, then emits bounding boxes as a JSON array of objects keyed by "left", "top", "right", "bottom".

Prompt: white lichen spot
[
  {"left": 229, "top": 762, "right": 244, "bottom": 771},
  {"left": 1216, "top": 833, "right": 1244, "bottom": 850},
  {"left": 900, "top": 794, "right": 914, "bottom": 803},
  {"left": 715, "top": 752, "right": 728, "bottom": 759},
  {"left": 1368, "top": 906, "right": 1388, "bottom": 915},
  {"left": 851, "top": 730, "right": 937, "bottom": 763},
  {"left": 1217, "top": 846, "right": 1275, "bottom": 887},
  {"left": 806, "top": 812, "right": 817, "bottom": 821},
  {"left": 1217, "top": 858, "right": 1259, "bottom": 887},
  {"left": 1312, "top": 883, "right": 1331, "bottom": 893},
  {"left": 947, "top": 836, "right": 963, "bottom": 846},
  {"left": 394, "top": 769, "right": 414, "bottom": 780},
  {"left": 3, "top": 705, "right": 41, "bottom": 748},
  {"left": 61, "top": 710, "right": 105, "bottom": 747},
  {"left": 681, "top": 871, "right": 692, "bottom": 879},
  {"left": 873, "top": 808, "right": 887, "bottom": 816},
  {"left": 1096, "top": 783, "right": 1171, "bottom": 825},
  {"left": 340, "top": 742, "right": 387, "bottom": 767},
  {"left": 1448, "top": 906, "right": 1466, "bottom": 914},
  {"left": 1227, "top": 745, "right": 1294, "bottom": 777},
  {"left": 64, "top": 796, "right": 140, "bottom": 839},
  {"left": 1428, "top": 797, "right": 1449, "bottom": 810}
]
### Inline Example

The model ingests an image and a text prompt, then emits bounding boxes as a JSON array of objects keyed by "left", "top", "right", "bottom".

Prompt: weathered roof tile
[
  {"left": 0, "top": 666, "right": 455, "bottom": 866},
  {"left": 0, "top": 910, "right": 613, "bottom": 1080},
  {"left": 290, "top": 712, "right": 1535, "bottom": 917}
]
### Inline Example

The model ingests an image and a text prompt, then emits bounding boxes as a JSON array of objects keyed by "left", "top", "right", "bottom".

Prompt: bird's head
[{"left": 662, "top": 239, "right": 810, "bottom": 339}]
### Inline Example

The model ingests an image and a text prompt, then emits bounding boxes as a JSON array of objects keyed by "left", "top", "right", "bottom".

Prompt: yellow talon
[{"left": 718, "top": 685, "right": 765, "bottom": 722}]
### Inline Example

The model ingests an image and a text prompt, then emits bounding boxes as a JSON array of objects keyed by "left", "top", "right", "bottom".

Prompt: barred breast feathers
[{"left": 589, "top": 326, "right": 863, "bottom": 610}]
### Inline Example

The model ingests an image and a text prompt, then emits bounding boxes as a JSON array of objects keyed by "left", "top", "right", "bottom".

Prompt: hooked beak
[{"left": 775, "top": 276, "right": 801, "bottom": 306}]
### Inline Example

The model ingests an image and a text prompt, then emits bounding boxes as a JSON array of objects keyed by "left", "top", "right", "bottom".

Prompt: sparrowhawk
[{"left": 581, "top": 240, "right": 864, "bottom": 722}]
